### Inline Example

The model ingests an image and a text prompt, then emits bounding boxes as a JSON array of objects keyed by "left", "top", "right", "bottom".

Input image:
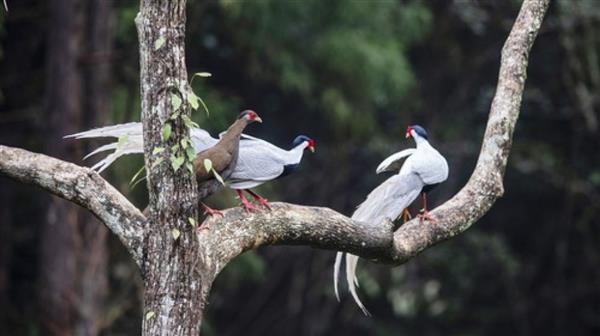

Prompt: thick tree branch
[
  {"left": 0, "top": 145, "right": 146, "bottom": 265},
  {"left": 200, "top": 0, "right": 550, "bottom": 267}
]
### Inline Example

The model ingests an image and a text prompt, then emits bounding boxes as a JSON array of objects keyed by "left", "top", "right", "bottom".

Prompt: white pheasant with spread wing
[{"left": 333, "top": 125, "right": 448, "bottom": 316}]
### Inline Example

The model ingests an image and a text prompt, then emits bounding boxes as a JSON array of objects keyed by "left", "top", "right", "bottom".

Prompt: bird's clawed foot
[
  {"left": 246, "top": 190, "right": 272, "bottom": 210},
  {"left": 236, "top": 191, "right": 259, "bottom": 213},
  {"left": 402, "top": 208, "right": 412, "bottom": 222},
  {"left": 256, "top": 197, "right": 272, "bottom": 210},
  {"left": 201, "top": 202, "right": 224, "bottom": 218},
  {"left": 240, "top": 198, "right": 260, "bottom": 213},
  {"left": 417, "top": 209, "right": 436, "bottom": 223}
]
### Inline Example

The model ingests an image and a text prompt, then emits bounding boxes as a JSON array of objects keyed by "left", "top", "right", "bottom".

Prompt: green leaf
[
  {"left": 117, "top": 135, "right": 129, "bottom": 149},
  {"left": 171, "top": 93, "right": 182, "bottom": 111},
  {"left": 145, "top": 311, "right": 155, "bottom": 320},
  {"left": 171, "top": 228, "right": 181, "bottom": 240},
  {"left": 203, "top": 158, "right": 212, "bottom": 173},
  {"left": 154, "top": 37, "right": 165, "bottom": 50},
  {"left": 171, "top": 144, "right": 180, "bottom": 152},
  {"left": 180, "top": 138, "right": 188, "bottom": 149},
  {"left": 190, "top": 72, "right": 212, "bottom": 85},
  {"left": 197, "top": 96, "right": 210, "bottom": 116},
  {"left": 170, "top": 111, "right": 180, "bottom": 120},
  {"left": 186, "top": 162, "right": 194, "bottom": 174},
  {"left": 188, "top": 217, "right": 196, "bottom": 227},
  {"left": 152, "top": 147, "right": 165, "bottom": 155},
  {"left": 187, "top": 91, "right": 200, "bottom": 110},
  {"left": 185, "top": 146, "right": 196, "bottom": 161},
  {"left": 154, "top": 36, "right": 167, "bottom": 50},
  {"left": 171, "top": 155, "right": 185, "bottom": 172},
  {"left": 213, "top": 170, "right": 225, "bottom": 185},
  {"left": 181, "top": 115, "right": 195, "bottom": 129},
  {"left": 161, "top": 123, "right": 172, "bottom": 141}
]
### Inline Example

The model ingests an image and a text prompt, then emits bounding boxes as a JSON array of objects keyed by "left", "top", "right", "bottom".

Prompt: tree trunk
[
  {"left": 135, "top": 1, "right": 207, "bottom": 334},
  {"left": 39, "top": 0, "right": 84, "bottom": 334},
  {"left": 39, "top": 0, "right": 111, "bottom": 334},
  {"left": 74, "top": 1, "right": 113, "bottom": 334}
]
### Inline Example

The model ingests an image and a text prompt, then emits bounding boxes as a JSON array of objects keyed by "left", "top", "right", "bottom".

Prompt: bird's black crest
[
  {"left": 237, "top": 110, "right": 255, "bottom": 119},
  {"left": 410, "top": 125, "right": 428, "bottom": 139},
  {"left": 292, "top": 135, "right": 311, "bottom": 147}
]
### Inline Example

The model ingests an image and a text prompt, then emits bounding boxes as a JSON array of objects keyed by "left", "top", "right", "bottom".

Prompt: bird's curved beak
[
  {"left": 308, "top": 145, "right": 315, "bottom": 153},
  {"left": 405, "top": 132, "right": 411, "bottom": 138},
  {"left": 255, "top": 116, "right": 263, "bottom": 123}
]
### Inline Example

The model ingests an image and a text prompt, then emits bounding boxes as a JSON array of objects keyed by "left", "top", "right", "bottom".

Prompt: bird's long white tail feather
[
  {"left": 64, "top": 122, "right": 142, "bottom": 139},
  {"left": 345, "top": 254, "right": 371, "bottom": 316},
  {"left": 333, "top": 252, "right": 343, "bottom": 301},
  {"left": 83, "top": 143, "right": 117, "bottom": 160},
  {"left": 65, "top": 123, "right": 145, "bottom": 172}
]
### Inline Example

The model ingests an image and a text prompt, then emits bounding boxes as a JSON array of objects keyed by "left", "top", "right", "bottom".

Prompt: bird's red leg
[
  {"left": 237, "top": 189, "right": 259, "bottom": 213},
  {"left": 402, "top": 208, "right": 412, "bottom": 222},
  {"left": 246, "top": 189, "right": 272, "bottom": 210},
  {"left": 417, "top": 193, "right": 435, "bottom": 223},
  {"left": 200, "top": 202, "right": 224, "bottom": 217},
  {"left": 197, "top": 202, "right": 223, "bottom": 230}
]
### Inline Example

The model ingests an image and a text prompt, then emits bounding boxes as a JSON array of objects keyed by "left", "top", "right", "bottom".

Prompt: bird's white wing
[
  {"left": 227, "top": 142, "right": 287, "bottom": 188},
  {"left": 410, "top": 148, "right": 449, "bottom": 186},
  {"left": 375, "top": 149, "right": 416, "bottom": 174}
]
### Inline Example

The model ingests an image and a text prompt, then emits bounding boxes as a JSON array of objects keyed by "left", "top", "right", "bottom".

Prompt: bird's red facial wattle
[
  {"left": 246, "top": 111, "right": 263, "bottom": 123},
  {"left": 405, "top": 126, "right": 413, "bottom": 139},
  {"left": 307, "top": 139, "right": 315, "bottom": 153}
]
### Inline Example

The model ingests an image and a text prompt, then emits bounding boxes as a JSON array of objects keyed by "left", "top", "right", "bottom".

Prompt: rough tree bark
[
  {"left": 135, "top": 1, "right": 205, "bottom": 334},
  {"left": 0, "top": 0, "right": 550, "bottom": 334}
]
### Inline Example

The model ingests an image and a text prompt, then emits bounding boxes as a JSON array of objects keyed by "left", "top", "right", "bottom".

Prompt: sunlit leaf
[
  {"left": 187, "top": 91, "right": 200, "bottom": 110},
  {"left": 188, "top": 217, "right": 196, "bottom": 227},
  {"left": 182, "top": 115, "right": 195, "bottom": 129},
  {"left": 186, "top": 146, "right": 196, "bottom": 161},
  {"left": 213, "top": 170, "right": 225, "bottom": 185},
  {"left": 152, "top": 147, "right": 165, "bottom": 155},
  {"left": 162, "top": 123, "right": 172, "bottom": 141},
  {"left": 190, "top": 72, "right": 212, "bottom": 85},
  {"left": 197, "top": 96, "right": 210, "bottom": 116},
  {"left": 154, "top": 37, "right": 165, "bottom": 50},
  {"left": 171, "top": 155, "right": 185, "bottom": 172},
  {"left": 171, "top": 93, "right": 182, "bottom": 111},
  {"left": 145, "top": 311, "right": 155, "bottom": 320},
  {"left": 203, "top": 158, "right": 212, "bottom": 173},
  {"left": 171, "top": 228, "right": 181, "bottom": 240}
]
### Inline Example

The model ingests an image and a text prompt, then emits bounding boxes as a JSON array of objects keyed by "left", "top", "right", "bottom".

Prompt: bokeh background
[{"left": 1, "top": 0, "right": 599, "bottom": 335}]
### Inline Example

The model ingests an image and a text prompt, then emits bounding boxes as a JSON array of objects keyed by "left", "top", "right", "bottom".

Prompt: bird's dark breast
[
  {"left": 423, "top": 183, "right": 440, "bottom": 193},
  {"left": 278, "top": 163, "right": 300, "bottom": 179}
]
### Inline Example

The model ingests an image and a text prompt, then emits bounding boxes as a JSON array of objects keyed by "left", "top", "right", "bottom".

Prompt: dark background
[{"left": 1, "top": 0, "right": 599, "bottom": 335}]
